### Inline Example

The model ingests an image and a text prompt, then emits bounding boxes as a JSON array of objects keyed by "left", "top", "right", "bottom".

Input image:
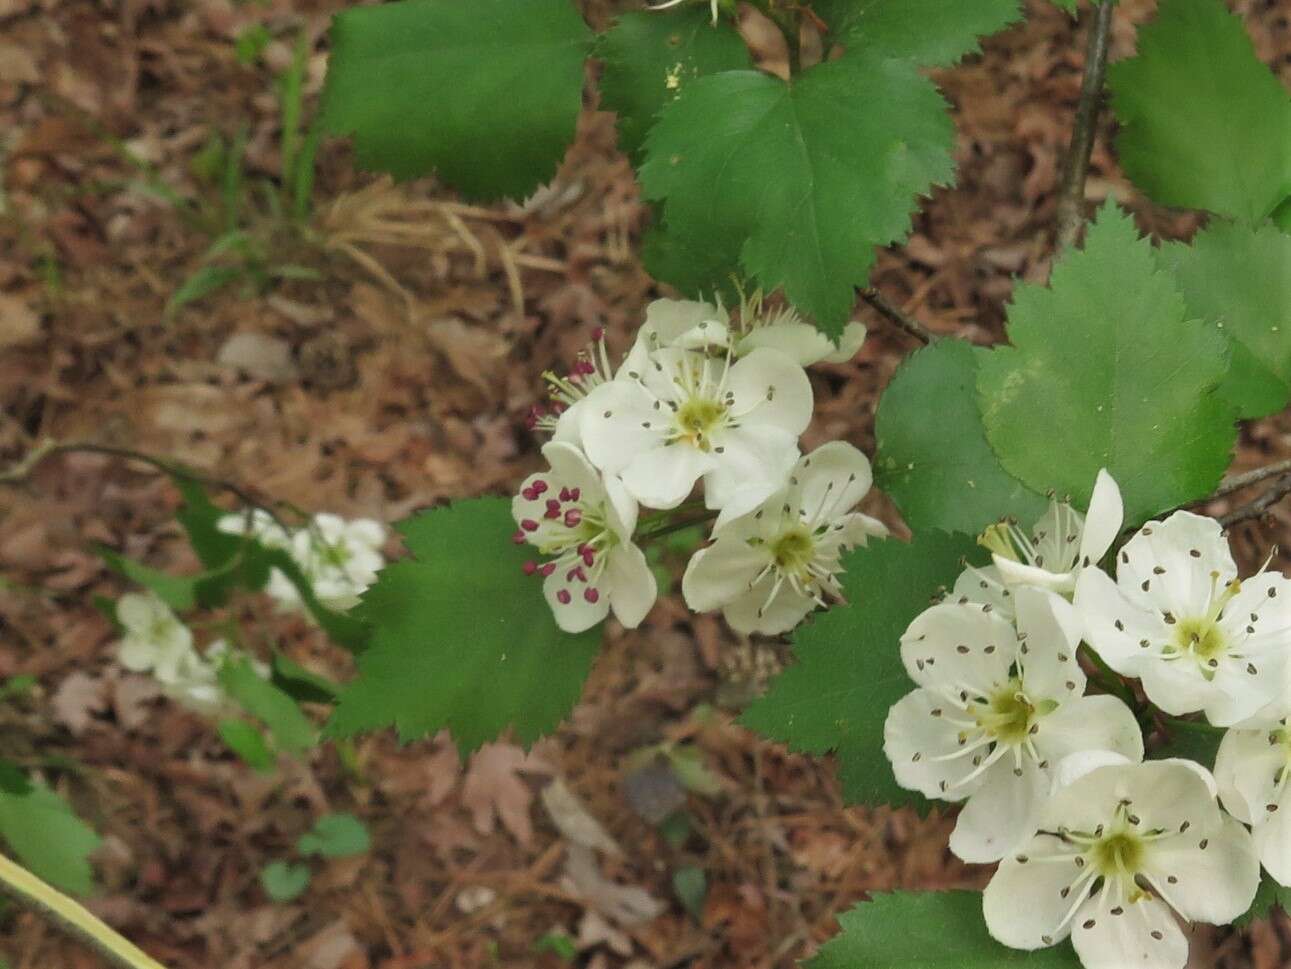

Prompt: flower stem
[
  {"left": 639, "top": 508, "right": 719, "bottom": 544},
  {"left": 0, "top": 853, "right": 170, "bottom": 969},
  {"left": 1055, "top": 0, "right": 1114, "bottom": 249}
]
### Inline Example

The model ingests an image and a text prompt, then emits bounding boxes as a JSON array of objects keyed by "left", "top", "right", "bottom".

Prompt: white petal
[
  {"left": 1142, "top": 814, "right": 1259, "bottom": 924},
  {"left": 603, "top": 473, "right": 638, "bottom": 539},
  {"left": 1014, "top": 587, "right": 1085, "bottom": 700},
  {"left": 551, "top": 397, "right": 586, "bottom": 446},
  {"left": 1117, "top": 511, "right": 1236, "bottom": 617},
  {"left": 606, "top": 544, "right": 657, "bottom": 629},
  {"left": 345, "top": 518, "right": 387, "bottom": 549},
  {"left": 724, "top": 347, "right": 813, "bottom": 438},
  {"left": 899, "top": 602, "right": 1017, "bottom": 693},
  {"left": 1201, "top": 661, "right": 1282, "bottom": 727},
  {"left": 721, "top": 571, "right": 817, "bottom": 635},
  {"left": 1214, "top": 727, "right": 1280, "bottom": 825},
  {"left": 1029, "top": 498, "right": 1084, "bottom": 576},
  {"left": 951, "top": 564, "right": 1016, "bottom": 618},
  {"left": 578, "top": 381, "right": 667, "bottom": 475},
  {"left": 791, "top": 441, "right": 873, "bottom": 523},
  {"left": 118, "top": 636, "right": 158, "bottom": 672},
  {"left": 949, "top": 758, "right": 1048, "bottom": 863},
  {"left": 1051, "top": 750, "right": 1138, "bottom": 793},
  {"left": 983, "top": 841, "right": 1084, "bottom": 950},
  {"left": 1254, "top": 795, "right": 1291, "bottom": 885},
  {"left": 1137, "top": 657, "right": 1222, "bottom": 718},
  {"left": 822, "top": 511, "right": 888, "bottom": 551},
  {"left": 1071, "top": 895, "right": 1186, "bottom": 969},
  {"left": 1078, "top": 469, "right": 1124, "bottom": 567},
  {"left": 821, "top": 322, "right": 868, "bottom": 363},
  {"left": 1034, "top": 695, "right": 1145, "bottom": 768},
  {"left": 1043, "top": 760, "right": 1214, "bottom": 837},
  {"left": 620, "top": 443, "right": 714, "bottom": 510},
  {"left": 682, "top": 539, "right": 772, "bottom": 613},
  {"left": 116, "top": 592, "right": 164, "bottom": 635},
  {"left": 1220, "top": 571, "right": 1291, "bottom": 658},
  {"left": 543, "top": 569, "right": 610, "bottom": 633},
  {"left": 736, "top": 320, "right": 861, "bottom": 367},
  {"left": 541, "top": 441, "right": 607, "bottom": 502},
  {"left": 704, "top": 426, "right": 799, "bottom": 525},
  {"left": 640, "top": 298, "right": 725, "bottom": 350},
  {"left": 1075, "top": 567, "right": 1170, "bottom": 676},
  {"left": 883, "top": 689, "right": 985, "bottom": 801},
  {"left": 992, "top": 554, "right": 1077, "bottom": 594}
]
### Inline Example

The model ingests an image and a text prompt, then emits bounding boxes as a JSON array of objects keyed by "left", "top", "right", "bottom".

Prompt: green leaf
[
  {"left": 977, "top": 203, "right": 1236, "bottom": 527},
  {"left": 220, "top": 659, "right": 316, "bottom": 754},
  {"left": 1152, "top": 718, "right": 1223, "bottom": 771},
  {"left": 327, "top": 498, "right": 602, "bottom": 753},
  {"left": 260, "top": 860, "right": 311, "bottom": 902},
  {"left": 320, "top": 0, "right": 592, "bottom": 197},
  {"left": 639, "top": 54, "right": 954, "bottom": 338},
  {"left": 218, "top": 719, "right": 276, "bottom": 772},
  {"left": 97, "top": 549, "right": 195, "bottom": 610},
  {"left": 814, "top": 0, "right": 1022, "bottom": 67},
  {"left": 271, "top": 652, "right": 342, "bottom": 705},
  {"left": 166, "top": 264, "right": 245, "bottom": 318},
  {"left": 1108, "top": 0, "right": 1291, "bottom": 222},
  {"left": 533, "top": 932, "right": 578, "bottom": 960},
  {"left": 672, "top": 866, "right": 707, "bottom": 921},
  {"left": 807, "top": 892, "right": 1081, "bottom": 968},
  {"left": 598, "top": 9, "right": 751, "bottom": 160},
  {"left": 297, "top": 813, "right": 371, "bottom": 858},
  {"left": 874, "top": 339, "right": 1047, "bottom": 535},
  {"left": 1236, "top": 874, "right": 1291, "bottom": 928},
  {"left": 171, "top": 476, "right": 370, "bottom": 651},
  {"left": 1159, "top": 220, "right": 1291, "bottom": 419},
  {"left": 0, "top": 676, "right": 35, "bottom": 703},
  {"left": 741, "top": 532, "right": 979, "bottom": 807},
  {"left": 0, "top": 767, "right": 100, "bottom": 896}
]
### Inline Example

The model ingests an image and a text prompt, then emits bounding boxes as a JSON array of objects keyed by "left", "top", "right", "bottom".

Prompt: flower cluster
[
  {"left": 217, "top": 510, "right": 387, "bottom": 612},
  {"left": 513, "top": 297, "right": 884, "bottom": 633},
  {"left": 114, "top": 592, "right": 266, "bottom": 715},
  {"left": 884, "top": 471, "right": 1291, "bottom": 969}
]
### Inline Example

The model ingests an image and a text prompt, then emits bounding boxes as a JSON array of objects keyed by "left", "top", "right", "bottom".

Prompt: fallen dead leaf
[
  {"left": 461, "top": 743, "right": 536, "bottom": 847},
  {"left": 541, "top": 778, "right": 621, "bottom": 857},
  {"left": 51, "top": 671, "right": 109, "bottom": 735},
  {"left": 0, "top": 293, "right": 41, "bottom": 349},
  {"left": 562, "top": 844, "right": 665, "bottom": 928}
]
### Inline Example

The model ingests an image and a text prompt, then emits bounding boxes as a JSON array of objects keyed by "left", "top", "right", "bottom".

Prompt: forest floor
[{"left": 3, "top": 0, "right": 1291, "bottom": 966}]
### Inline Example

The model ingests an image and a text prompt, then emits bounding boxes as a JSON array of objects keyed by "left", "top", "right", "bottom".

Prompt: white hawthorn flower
[
  {"left": 528, "top": 327, "right": 618, "bottom": 446},
  {"left": 985, "top": 755, "right": 1259, "bottom": 969},
  {"left": 1076, "top": 510, "right": 1291, "bottom": 726},
  {"left": 513, "top": 441, "right": 657, "bottom": 633},
  {"left": 631, "top": 297, "right": 866, "bottom": 369},
  {"left": 681, "top": 442, "right": 887, "bottom": 635},
  {"left": 982, "top": 468, "right": 1124, "bottom": 595},
  {"left": 159, "top": 640, "right": 270, "bottom": 716},
  {"left": 216, "top": 508, "right": 291, "bottom": 549},
  {"left": 267, "top": 513, "right": 387, "bottom": 612},
  {"left": 115, "top": 592, "right": 193, "bottom": 682},
  {"left": 580, "top": 345, "right": 812, "bottom": 523},
  {"left": 1215, "top": 714, "right": 1291, "bottom": 886},
  {"left": 884, "top": 587, "right": 1143, "bottom": 863}
]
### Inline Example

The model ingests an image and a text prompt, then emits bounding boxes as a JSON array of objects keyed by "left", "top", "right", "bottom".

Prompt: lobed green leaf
[
  {"left": 807, "top": 891, "right": 1081, "bottom": 967},
  {"left": 321, "top": 0, "right": 593, "bottom": 198},
  {"left": 814, "top": 0, "right": 1023, "bottom": 67},
  {"left": 874, "top": 338, "right": 1047, "bottom": 535},
  {"left": 326, "top": 498, "right": 602, "bottom": 754},
  {"left": 977, "top": 203, "right": 1236, "bottom": 526},
  {"left": 1109, "top": 0, "right": 1291, "bottom": 222},
  {"left": 0, "top": 764, "right": 100, "bottom": 896},
  {"left": 639, "top": 55, "right": 954, "bottom": 338},
  {"left": 741, "top": 531, "right": 980, "bottom": 808}
]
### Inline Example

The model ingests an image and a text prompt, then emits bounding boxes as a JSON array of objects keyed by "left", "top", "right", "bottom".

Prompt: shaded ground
[{"left": 3, "top": 0, "right": 1291, "bottom": 966}]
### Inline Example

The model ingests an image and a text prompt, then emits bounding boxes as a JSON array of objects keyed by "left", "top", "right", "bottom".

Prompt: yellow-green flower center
[
  {"left": 1172, "top": 616, "right": 1227, "bottom": 661},
  {"left": 674, "top": 397, "right": 727, "bottom": 449},
  {"left": 1091, "top": 831, "right": 1145, "bottom": 876},
  {"left": 771, "top": 526, "right": 815, "bottom": 573},
  {"left": 972, "top": 678, "right": 1036, "bottom": 745}
]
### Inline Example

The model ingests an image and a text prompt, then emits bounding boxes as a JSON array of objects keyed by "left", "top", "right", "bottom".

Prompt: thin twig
[
  {"left": 0, "top": 853, "right": 169, "bottom": 969},
  {"left": 0, "top": 440, "right": 289, "bottom": 530},
  {"left": 859, "top": 289, "right": 937, "bottom": 345},
  {"left": 1220, "top": 473, "right": 1291, "bottom": 528},
  {"left": 1207, "top": 459, "right": 1291, "bottom": 501},
  {"left": 1055, "top": 0, "right": 1114, "bottom": 250}
]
